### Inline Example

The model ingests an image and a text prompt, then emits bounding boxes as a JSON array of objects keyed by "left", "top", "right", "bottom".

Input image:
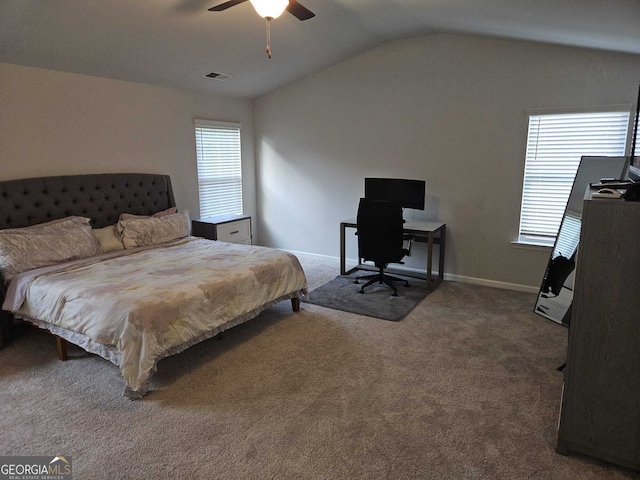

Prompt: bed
[{"left": 0, "top": 173, "right": 308, "bottom": 398}]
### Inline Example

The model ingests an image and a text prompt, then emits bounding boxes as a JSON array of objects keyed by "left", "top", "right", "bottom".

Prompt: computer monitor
[{"left": 364, "top": 178, "right": 426, "bottom": 210}]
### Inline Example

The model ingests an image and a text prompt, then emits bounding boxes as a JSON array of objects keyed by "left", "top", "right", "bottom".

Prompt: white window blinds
[
  {"left": 195, "top": 121, "right": 243, "bottom": 218},
  {"left": 518, "top": 111, "right": 629, "bottom": 246}
]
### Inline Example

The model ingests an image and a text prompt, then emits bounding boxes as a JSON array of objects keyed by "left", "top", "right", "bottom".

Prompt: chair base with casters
[
  {"left": 354, "top": 197, "right": 409, "bottom": 296},
  {"left": 354, "top": 266, "right": 409, "bottom": 296}
]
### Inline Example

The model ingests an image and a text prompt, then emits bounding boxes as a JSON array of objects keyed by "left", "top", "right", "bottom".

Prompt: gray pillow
[
  {"left": 0, "top": 216, "right": 101, "bottom": 281},
  {"left": 117, "top": 210, "right": 191, "bottom": 249}
]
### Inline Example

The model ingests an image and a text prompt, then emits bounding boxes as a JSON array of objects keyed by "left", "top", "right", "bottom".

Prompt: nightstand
[{"left": 192, "top": 214, "right": 252, "bottom": 245}]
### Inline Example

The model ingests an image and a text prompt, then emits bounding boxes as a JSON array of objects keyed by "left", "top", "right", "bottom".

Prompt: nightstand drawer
[
  {"left": 192, "top": 214, "right": 252, "bottom": 244},
  {"left": 216, "top": 218, "right": 251, "bottom": 243}
]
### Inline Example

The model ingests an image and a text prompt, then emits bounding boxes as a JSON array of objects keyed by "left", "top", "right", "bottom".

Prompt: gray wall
[
  {"left": 2, "top": 35, "right": 639, "bottom": 291},
  {"left": 0, "top": 62, "right": 256, "bottom": 231},
  {"left": 253, "top": 33, "right": 640, "bottom": 290}
]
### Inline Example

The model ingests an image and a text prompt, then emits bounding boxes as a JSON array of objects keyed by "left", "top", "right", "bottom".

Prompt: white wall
[
  {"left": 253, "top": 34, "right": 640, "bottom": 289},
  {"left": 0, "top": 62, "right": 256, "bottom": 231}
]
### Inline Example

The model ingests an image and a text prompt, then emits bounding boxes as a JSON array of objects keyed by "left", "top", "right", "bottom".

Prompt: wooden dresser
[{"left": 556, "top": 193, "right": 640, "bottom": 471}]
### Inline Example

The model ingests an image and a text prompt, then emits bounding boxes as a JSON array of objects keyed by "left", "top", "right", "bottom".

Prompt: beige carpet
[{"left": 1, "top": 253, "right": 637, "bottom": 479}]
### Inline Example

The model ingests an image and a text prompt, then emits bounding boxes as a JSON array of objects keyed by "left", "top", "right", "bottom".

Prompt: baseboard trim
[
  {"left": 284, "top": 249, "right": 539, "bottom": 294},
  {"left": 443, "top": 273, "right": 539, "bottom": 293},
  {"left": 284, "top": 249, "right": 338, "bottom": 262}
]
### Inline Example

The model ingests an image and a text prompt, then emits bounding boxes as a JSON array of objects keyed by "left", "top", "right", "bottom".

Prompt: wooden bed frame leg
[
  {"left": 56, "top": 336, "right": 68, "bottom": 361},
  {"left": 291, "top": 298, "right": 300, "bottom": 312}
]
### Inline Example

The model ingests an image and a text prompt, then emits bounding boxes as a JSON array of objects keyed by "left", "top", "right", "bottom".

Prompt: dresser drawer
[{"left": 216, "top": 218, "right": 251, "bottom": 243}]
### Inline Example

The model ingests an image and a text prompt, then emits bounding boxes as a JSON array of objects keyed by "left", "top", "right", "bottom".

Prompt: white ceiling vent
[{"left": 205, "top": 71, "right": 233, "bottom": 81}]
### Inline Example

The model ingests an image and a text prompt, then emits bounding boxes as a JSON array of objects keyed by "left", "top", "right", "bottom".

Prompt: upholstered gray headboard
[
  {"left": 0, "top": 172, "right": 177, "bottom": 348},
  {"left": 0, "top": 173, "right": 176, "bottom": 230}
]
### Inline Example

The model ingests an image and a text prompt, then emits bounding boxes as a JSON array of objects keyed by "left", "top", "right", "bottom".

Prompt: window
[
  {"left": 517, "top": 110, "right": 629, "bottom": 246},
  {"left": 194, "top": 120, "right": 243, "bottom": 217}
]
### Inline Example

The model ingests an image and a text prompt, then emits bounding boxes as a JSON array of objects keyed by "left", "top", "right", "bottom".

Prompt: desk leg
[
  {"left": 340, "top": 223, "right": 346, "bottom": 275},
  {"left": 438, "top": 227, "right": 446, "bottom": 283},
  {"left": 427, "top": 231, "right": 434, "bottom": 286}
]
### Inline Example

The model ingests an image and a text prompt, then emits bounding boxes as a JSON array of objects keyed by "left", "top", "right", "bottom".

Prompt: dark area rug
[{"left": 303, "top": 274, "right": 429, "bottom": 321}]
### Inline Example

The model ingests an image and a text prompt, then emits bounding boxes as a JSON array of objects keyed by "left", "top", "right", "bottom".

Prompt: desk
[{"left": 340, "top": 219, "right": 446, "bottom": 291}]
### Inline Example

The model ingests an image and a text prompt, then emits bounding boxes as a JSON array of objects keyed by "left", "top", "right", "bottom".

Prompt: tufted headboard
[
  {"left": 0, "top": 173, "right": 176, "bottom": 230},
  {"left": 0, "top": 173, "right": 177, "bottom": 347}
]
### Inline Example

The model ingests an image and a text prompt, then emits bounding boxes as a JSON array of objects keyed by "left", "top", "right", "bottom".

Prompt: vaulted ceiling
[{"left": 1, "top": 0, "right": 639, "bottom": 98}]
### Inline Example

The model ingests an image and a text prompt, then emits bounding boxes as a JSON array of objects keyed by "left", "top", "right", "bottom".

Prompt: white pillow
[{"left": 92, "top": 225, "right": 125, "bottom": 253}]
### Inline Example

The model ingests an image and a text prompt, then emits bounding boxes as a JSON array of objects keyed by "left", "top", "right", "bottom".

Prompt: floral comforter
[{"left": 3, "top": 237, "right": 308, "bottom": 398}]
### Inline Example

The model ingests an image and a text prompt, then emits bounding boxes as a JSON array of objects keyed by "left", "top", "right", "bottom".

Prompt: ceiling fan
[
  {"left": 208, "top": 0, "right": 316, "bottom": 58},
  {"left": 208, "top": 0, "right": 315, "bottom": 21}
]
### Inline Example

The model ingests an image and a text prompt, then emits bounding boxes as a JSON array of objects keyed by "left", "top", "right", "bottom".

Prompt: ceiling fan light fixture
[{"left": 249, "top": 0, "right": 289, "bottom": 19}]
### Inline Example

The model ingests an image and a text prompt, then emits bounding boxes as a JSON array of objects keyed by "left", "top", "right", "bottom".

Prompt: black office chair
[{"left": 354, "top": 198, "right": 410, "bottom": 296}]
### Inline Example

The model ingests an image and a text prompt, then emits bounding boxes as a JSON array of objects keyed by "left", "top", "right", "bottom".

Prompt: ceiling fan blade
[
  {"left": 208, "top": 0, "right": 249, "bottom": 12},
  {"left": 286, "top": 0, "right": 315, "bottom": 20}
]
